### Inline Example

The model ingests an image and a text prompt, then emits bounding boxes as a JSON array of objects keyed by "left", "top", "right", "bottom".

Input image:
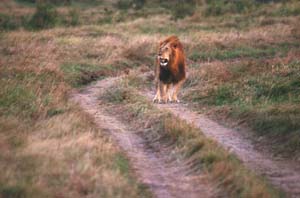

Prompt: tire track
[
  {"left": 144, "top": 91, "right": 300, "bottom": 198},
  {"left": 71, "top": 78, "right": 220, "bottom": 198}
]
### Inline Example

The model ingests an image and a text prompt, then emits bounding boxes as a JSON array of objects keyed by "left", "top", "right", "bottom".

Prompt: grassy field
[{"left": 1, "top": 0, "right": 300, "bottom": 197}]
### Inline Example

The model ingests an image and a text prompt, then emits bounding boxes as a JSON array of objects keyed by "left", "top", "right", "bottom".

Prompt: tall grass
[{"left": 0, "top": 18, "right": 153, "bottom": 198}]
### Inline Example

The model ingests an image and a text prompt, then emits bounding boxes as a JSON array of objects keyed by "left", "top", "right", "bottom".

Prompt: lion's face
[{"left": 158, "top": 43, "right": 173, "bottom": 67}]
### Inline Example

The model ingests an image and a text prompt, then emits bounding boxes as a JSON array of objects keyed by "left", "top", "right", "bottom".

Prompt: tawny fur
[{"left": 153, "top": 36, "right": 186, "bottom": 103}]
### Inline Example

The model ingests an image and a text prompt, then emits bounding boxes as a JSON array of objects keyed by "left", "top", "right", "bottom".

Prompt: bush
[{"left": 28, "top": 3, "right": 59, "bottom": 30}]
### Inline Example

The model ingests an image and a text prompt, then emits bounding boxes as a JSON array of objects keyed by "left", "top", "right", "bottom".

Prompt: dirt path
[
  {"left": 71, "top": 78, "right": 220, "bottom": 198},
  {"left": 144, "top": 91, "right": 300, "bottom": 198}
]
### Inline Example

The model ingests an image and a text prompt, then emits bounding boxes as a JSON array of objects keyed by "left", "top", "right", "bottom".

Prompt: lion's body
[{"left": 153, "top": 36, "right": 186, "bottom": 103}]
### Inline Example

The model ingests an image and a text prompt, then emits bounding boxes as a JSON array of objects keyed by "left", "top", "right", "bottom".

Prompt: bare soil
[{"left": 71, "top": 78, "right": 220, "bottom": 198}]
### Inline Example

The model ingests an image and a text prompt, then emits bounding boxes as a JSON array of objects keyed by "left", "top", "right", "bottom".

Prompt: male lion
[{"left": 153, "top": 36, "right": 186, "bottom": 103}]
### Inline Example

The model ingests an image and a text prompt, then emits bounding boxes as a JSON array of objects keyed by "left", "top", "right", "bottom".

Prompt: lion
[{"left": 153, "top": 36, "right": 186, "bottom": 103}]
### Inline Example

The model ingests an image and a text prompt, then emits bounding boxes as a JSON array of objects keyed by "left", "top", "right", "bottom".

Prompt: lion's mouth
[{"left": 160, "top": 58, "right": 168, "bottom": 66}]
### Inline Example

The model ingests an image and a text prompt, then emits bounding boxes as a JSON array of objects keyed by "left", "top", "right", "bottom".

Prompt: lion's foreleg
[
  {"left": 166, "top": 84, "right": 173, "bottom": 102},
  {"left": 172, "top": 79, "right": 185, "bottom": 103},
  {"left": 161, "top": 83, "right": 168, "bottom": 103},
  {"left": 153, "top": 81, "right": 161, "bottom": 103}
]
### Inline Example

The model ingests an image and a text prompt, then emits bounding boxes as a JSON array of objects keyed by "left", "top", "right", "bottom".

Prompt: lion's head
[{"left": 157, "top": 36, "right": 183, "bottom": 68}]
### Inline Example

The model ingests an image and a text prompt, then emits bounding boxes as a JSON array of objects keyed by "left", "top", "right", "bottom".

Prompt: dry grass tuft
[
  {"left": 0, "top": 106, "right": 149, "bottom": 197},
  {"left": 0, "top": 13, "right": 155, "bottom": 198}
]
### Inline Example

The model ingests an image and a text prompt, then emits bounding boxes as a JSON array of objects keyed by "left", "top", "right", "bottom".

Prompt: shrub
[{"left": 28, "top": 3, "right": 59, "bottom": 30}]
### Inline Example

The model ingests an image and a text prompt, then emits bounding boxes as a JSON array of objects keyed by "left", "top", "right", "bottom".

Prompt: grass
[
  {"left": 100, "top": 77, "right": 284, "bottom": 198},
  {"left": 0, "top": 68, "right": 150, "bottom": 198},
  {"left": 184, "top": 59, "right": 300, "bottom": 156},
  {"left": 189, "top": 46, "right": 276, "bottom": 61},
  {"left": 0, "top": 109, "right": 151, "bottom": 198},
  {"left": 0, "top": 9, "right": 154, "bottom": 198},
  {"left": 2, "top": 0, "right": 298, "bottom": 31},
  {"left": 1, "top": 0, "right": 300, "bottom": 196},
  {"left": 188, "top": 42, "right": 300, "bottom": 62},
  {"left": 0, "top": 68, "right": 64, "bottom": 119},
  {"left": 60, "top": 62, "right": 113, "bottom": 87}
]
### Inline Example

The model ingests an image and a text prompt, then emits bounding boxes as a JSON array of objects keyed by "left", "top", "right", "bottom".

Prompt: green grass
[
  {"left": 2, "top": 0, "right": 298, "bottom": 32},
  {"left": 113, "top": 152, "right": 152, "bottom": 198},
  {"left": 203, "top": 0, "right": 256, "bottom": 16},
  {"left": 189, "top": 42, "right": 299, "bottom": 62},
  {"left": 0, "top": 83, "right": 37, "bottom": 117},
  {"left": 60, "top": 63, "right": 114, "bottom": 87},
  {"left": 114, "top": 154, "right": 130, "bottom": 176},
  {"left": 0, "top": 69, "right": 64, "bottom": 119},
  {"left": 0, "top": 185, "right": 27, "bottom": 198},
  {"left": 271, "top": 3, "right": 300, "bottom": 17},
  {"left": 0, "top": 13, "right": 20, "bottom": 31},
  {"left": 185, "top": 60, "right": 300, "bottom": 155}
]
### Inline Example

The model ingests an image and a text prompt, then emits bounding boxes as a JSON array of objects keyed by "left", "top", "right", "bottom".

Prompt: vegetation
[
  {"left": 0, "top": 5, "right": 154, "bottom": 197},
  {"left": 1, "top": 0, "right": 300, "bottom": 196},
  {"left": 100, "top": 77, "right": 283, "bottom": 197},
  {"left": 184, "top": 60, "right": 300, "bottom": 156},
  {"left": 28, "top": 3, "right": 59, "bottom": 29},
  {"left": 2, "top": 0, "right": 299, "bottom": 31}
]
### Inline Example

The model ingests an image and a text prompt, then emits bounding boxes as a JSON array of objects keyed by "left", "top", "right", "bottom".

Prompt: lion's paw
[
  {"left": 174, "top": 99, "right": 180, "bottom": 103},
  {"left": 171, "top": 99, "right": 180, "bottom": 103},
  {"left": 153, "top": 99, "right": 159, "bottom": 103}
]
